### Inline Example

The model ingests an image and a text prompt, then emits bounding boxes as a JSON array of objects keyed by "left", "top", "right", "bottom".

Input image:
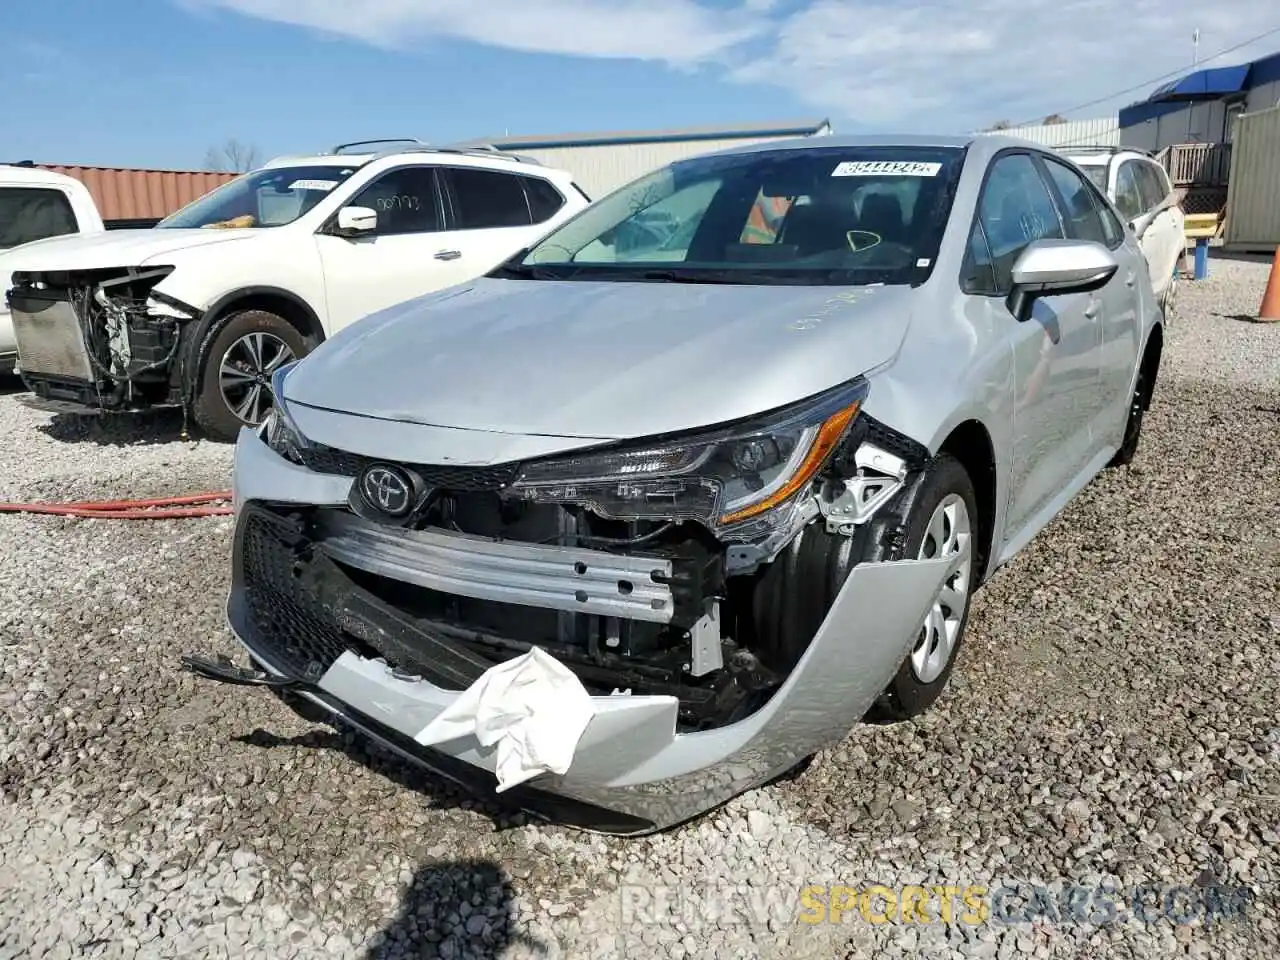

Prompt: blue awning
[{"left": 1148, "top": 64, "right": 1250, "bottom": 102}]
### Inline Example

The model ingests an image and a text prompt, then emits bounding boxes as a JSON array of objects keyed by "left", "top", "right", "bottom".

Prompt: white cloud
[
  {"left": 187, "top": 0, "right": 1280, "bottom": 130},
  {"left": 731, "top": 0, "right": 1280, "bottom": 130},
  {"left": 189, "top": 0, "right": 771, "bottom": 66}
]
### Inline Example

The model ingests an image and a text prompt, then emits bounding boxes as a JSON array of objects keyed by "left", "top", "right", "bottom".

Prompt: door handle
[
  {"left": 1084, "top": 300, "right": 1101, "bottom": 319},
  {"left": 434, "top": 249, "right": 462, "bottom": 261},
  {"left": 1124, "top": 270, "right": 1136, "bottom": 288}
]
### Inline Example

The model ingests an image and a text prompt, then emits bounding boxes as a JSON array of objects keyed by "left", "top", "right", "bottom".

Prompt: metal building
[
  {"left": 973, "top": 117, "right": 1120, "bottom": 148},
  {"left": 461, "top": 118, "right": 833, "bottom": 198},
  {"left": 1119, "top": 49, "right": 1280, "bottom": 153}
]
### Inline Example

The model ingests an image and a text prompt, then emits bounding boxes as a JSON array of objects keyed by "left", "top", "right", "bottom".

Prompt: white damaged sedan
[{"left": 184, "top": 133, "right": 1164, "bottom": 834}]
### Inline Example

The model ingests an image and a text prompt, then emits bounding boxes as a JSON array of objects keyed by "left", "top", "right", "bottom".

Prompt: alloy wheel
[
  {"left": 218, "top": 332, "right": 296, "bottom": 426},
  {"left": 910, "top": 493, "right": 973, "bottom": 684}
]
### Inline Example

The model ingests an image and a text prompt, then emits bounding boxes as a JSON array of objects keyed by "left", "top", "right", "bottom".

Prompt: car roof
[
  {"left": 690, "top": 132, "right": 1058, "bottom": 165},
  {"left": 1057, "top": 147, "right": 1153, "bottom": 166},
  {"left": 0, "top": 164, "right": 87, "bottom": 188},
  {"left": 258, "top": 146, "right": 567, "bottom": 178}
]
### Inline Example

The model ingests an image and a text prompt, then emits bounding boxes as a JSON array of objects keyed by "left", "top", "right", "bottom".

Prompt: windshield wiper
[
  {"left": 618, "top": 268, "right": 830, "bottom": 286},
  {"left": 486, "top": 260, "right": 566, "bottom": 281}
]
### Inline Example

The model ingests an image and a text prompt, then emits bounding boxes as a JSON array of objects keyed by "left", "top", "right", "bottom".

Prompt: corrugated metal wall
[
  {"left": 35, "top": 165, "right": 236, "bottom": 222},
  {"left": 503, "top": 135, "right": 821, "bottom": 198},
  {"left": 1248, "top": 79, "right": 1280, "bottom": 113},
  {"left": 1121, "top": 102, "right": 1232, "bottom": 152},
  {"left": 1223, "top": 105, "right": 1280, "bottom": 250},
  {"left": 975, "top": 117, "right": 1120, "bottom": 148}
]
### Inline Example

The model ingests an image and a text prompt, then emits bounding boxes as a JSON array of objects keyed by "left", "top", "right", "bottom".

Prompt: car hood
[
  {"left": 0, "top": 228, "right": 260, "bottom": 276},
  {"left": 284, "top": 277, "right": 915, "bottom": 441}
]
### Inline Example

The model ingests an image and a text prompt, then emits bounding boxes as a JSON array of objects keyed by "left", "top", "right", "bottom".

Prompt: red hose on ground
[{"left": 0, "top": 491, "right": 234, "bottom": 520}]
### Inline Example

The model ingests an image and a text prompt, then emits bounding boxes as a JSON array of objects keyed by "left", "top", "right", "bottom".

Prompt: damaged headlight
[
  {"left": 262, "top": 362, "right": 312, "bottom": 464},
  {"left": 508, "top": 378, "right": 869, "bottom": 538}
]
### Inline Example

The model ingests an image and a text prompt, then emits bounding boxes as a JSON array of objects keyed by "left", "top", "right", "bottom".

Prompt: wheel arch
[
  {"left": 180, "top": 286, "right": 325, "bottom": 403},
  {"left": 1138, "top": 321, "right": 1163, "bottom": 410},
  {"left": 201, "top": 286, "right": 326, "bottom": 347},
  {"left": 935, "top": 418, "right": 998, "bottom": 586}
]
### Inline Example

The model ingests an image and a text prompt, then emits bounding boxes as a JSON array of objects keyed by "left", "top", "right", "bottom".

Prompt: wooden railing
[{"left": 1161, "top": 142, "right": 1233, "bottom": 187}]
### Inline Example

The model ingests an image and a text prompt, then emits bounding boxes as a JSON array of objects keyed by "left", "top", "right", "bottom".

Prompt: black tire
[
  {"left": 192, "top": 309, "right": 309, "bottom": 442},
  {"left": 1107, "top": 353, "right": 1153, "bottom": 469},
  {"left": 863, "top": 453, "right": 978, "bottom": 724}
]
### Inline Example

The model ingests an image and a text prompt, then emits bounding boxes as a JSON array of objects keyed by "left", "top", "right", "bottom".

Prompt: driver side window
[
  {"left": 1113, "top": 162, "right": 1144, "bottom": 222},
  {"left": 968, "top": 153, "right": 1065, "bottom": 294},
  {"left": 347, "top": 166, "right": 443, "bottom": 235}
]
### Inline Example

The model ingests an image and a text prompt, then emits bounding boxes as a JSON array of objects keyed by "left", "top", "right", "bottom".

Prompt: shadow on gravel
[
  {"left": 36, "top": 407, "right": 205, "bottom": 447},
  {"left": 233, "top": 724, "right": 523, "bottom": 831},
  {"left": 363, "top": 858, "right": 551, "bottom": 959}
]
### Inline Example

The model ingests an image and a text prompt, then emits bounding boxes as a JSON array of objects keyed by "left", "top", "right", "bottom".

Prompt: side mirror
[
  {"left": 1006, "top": 238, "right": 1119, "bottom": 322},
  {"left": 334, "top": 205, "right": 377, "bottom": 236}
]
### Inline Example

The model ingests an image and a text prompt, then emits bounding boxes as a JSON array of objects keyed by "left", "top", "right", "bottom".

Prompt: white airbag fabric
[{"left": 412, "top": 647, "right": 596, "bottom": 791}]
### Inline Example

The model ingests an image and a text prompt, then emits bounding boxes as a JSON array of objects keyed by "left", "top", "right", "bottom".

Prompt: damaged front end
[
  {"left": 222, "top": 373, "right": 953, "bottom": 831},
  {"left": 6, "top": 267, "right": 194, "bottom": 412}
]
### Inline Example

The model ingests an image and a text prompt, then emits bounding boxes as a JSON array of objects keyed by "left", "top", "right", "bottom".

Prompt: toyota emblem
[{"left": 359, "top": 464, "right": 414, "bottom": 518}]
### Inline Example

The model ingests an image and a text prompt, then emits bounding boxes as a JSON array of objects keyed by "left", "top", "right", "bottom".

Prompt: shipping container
[
  {"left": 33, "top": 164, "right": 237, "bottom": 225},
  {"left": 1223, "top": 105, "right": 1280, "bottom": 252}
]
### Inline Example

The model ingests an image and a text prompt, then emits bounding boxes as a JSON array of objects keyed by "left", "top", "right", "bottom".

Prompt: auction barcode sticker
[
  {"left": 832, "top": 161, "right": 942, "bottom": 177},
  {"left": 288, "top": 179, "right": 339, "bottom": 191}
]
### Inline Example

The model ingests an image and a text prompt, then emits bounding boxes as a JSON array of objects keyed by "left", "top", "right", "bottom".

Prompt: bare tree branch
[{"left": 204, "top": 138, "right": 262, "bottom": 173}]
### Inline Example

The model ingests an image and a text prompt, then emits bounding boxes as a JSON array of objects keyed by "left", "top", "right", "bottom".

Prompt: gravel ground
[{"left": 1, "top": 254, "right": 1278, "bottom": 960}]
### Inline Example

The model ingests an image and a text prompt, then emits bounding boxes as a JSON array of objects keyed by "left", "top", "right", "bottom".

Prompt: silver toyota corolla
[{"left": 186, "top": 134, "right": 1163, "bottom": 835}]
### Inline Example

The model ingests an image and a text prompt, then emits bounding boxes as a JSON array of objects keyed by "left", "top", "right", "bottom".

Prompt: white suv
[
  {"left": 1058, "top": 146, "right": 1185, "bottom": 317},
  {"left": 2, "top": 140, "right": 590, "bottom": 440},
  {"left": 0, "top": 164, "right": 107, "bottom": 373}
]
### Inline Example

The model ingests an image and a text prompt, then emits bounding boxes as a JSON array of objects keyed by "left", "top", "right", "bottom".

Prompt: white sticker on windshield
[
  {"left": 832, "top": 161, "right": 942, "bottom": 177},
  {"left": 288, "top": 179, "right": 339, "bottom": 192}
]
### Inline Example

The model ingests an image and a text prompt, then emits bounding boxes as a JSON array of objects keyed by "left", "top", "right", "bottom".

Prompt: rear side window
[
  {"left": 1040, "top": 157, "right": 1108, "bottom": 246},
  {"left": 0, "top": 186, "right": 78, "bottom": 249},
  {"left": 521, "top": 176, "right": 566, "bottom": 224},
  {"left": 446, "top": 168, "right": 532, "bottom": 229}
]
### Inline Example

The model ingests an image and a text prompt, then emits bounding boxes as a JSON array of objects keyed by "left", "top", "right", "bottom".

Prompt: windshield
[
  {"left": 512, "top": 145, "right": 965, "bottom": 285},
  {"left": 158, "top": 164, "right": 360, "bottom": 229}
]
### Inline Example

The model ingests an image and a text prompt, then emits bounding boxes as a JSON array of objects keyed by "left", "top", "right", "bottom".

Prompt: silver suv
[{"left": 187, "top": 133, "right": 1163, "bottom": 834}]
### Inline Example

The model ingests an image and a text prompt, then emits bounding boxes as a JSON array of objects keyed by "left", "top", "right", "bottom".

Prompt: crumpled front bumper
[{"left": 227, "top": 426, "right": 955, "bottom": 834}]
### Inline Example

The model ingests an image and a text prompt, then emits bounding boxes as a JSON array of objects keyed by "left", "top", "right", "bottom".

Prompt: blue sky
[{"left": 5, "top": 0, "right": 1278, "bottom": 171}]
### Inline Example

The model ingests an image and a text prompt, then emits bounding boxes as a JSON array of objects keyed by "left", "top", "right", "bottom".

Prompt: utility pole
[{"left": 1187, "top": 28, "right": 1200, "bottom": 142}]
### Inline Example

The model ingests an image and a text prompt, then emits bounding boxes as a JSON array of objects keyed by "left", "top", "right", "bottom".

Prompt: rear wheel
[
  {"left": 192, "top": 310, "right": 307, "bottom": 442},
  {"left": 865, "top": 454, "right": 977, "bottom": 723},
  {"left": 1107, "top": 359, "right": 1150, "bottom": 468}
]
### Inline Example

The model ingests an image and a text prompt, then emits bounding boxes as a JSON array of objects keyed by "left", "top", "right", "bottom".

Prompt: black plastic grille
[
  {"left": 298, "top": 444, "right": 521, "bottom": 491},
  {"left": 240, "top": 512, "right": 350, "bottom": 681}
]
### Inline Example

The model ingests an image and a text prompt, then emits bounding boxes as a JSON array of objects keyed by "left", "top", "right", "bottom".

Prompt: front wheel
[
  {"left": 864, "top": 454, "right": 977, "bottom": 723},
  {"left": 192, "top": 310, "right": 308, "bottom": 442}
]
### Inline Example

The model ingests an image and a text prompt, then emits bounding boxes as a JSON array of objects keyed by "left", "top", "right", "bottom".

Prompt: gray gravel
[{"left": 1, "top": 253, "right": 1278, "bottom": 959}]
